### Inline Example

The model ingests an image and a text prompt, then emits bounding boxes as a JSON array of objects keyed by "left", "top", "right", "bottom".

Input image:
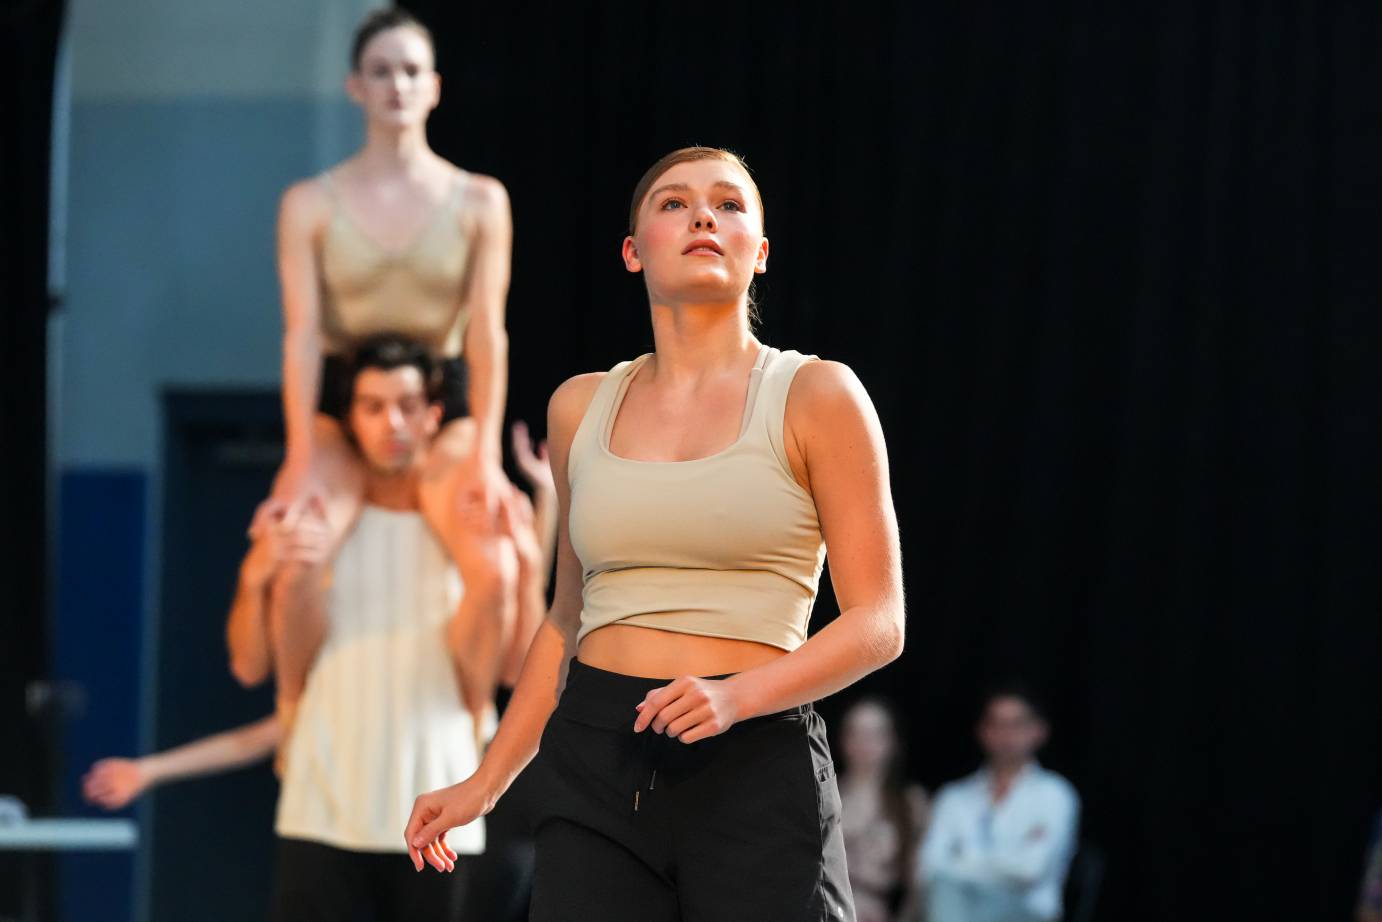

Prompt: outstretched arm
[{"left": 83, "top": 716, "right": 279, "bottom": 810}]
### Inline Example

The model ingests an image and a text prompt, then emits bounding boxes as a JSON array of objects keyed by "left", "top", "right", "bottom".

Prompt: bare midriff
[{"left": 577, "top": 623, "right": 787, "bottom": 680}]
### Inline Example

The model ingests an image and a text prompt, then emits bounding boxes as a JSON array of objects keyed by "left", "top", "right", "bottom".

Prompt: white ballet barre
[{"left": 0, "top": 818, "right": 137, "bottom": 851}]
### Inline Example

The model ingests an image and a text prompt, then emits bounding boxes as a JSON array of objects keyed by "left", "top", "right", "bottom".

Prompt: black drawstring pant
[{"left": 527, "top": 659, "right": 855, "bottom": 921}]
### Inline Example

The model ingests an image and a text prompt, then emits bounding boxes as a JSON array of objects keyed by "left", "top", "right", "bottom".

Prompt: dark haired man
[
  {"left": 920, "top": 686, "right": 1080, "bottom": 922},
  {"left": 227, "top": 334, "right": 546, "bottom": 921}
]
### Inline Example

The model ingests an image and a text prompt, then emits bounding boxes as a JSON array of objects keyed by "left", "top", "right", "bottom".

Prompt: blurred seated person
[
  {"left": 838, "top": 696, "right": 929, "bottom": 922},
  {"left": 920, "top": 684, "right": 1079, "bottom": 922}
]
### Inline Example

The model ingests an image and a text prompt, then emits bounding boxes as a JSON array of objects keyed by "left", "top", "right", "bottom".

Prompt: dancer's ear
[
  {"left": 426, "top": 71, "right": 442, "bottom": 114},
  {"left": 344, "top": 72, "right": 364, "bottom": 106},
  {"left": 622, "top": 236, "right": 642, "bottom": 273},
  {"left": 424, "top": 402, "right": 443, "bottom": 437}
]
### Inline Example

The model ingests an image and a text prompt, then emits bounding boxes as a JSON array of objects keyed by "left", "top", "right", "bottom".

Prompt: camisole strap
[
  {"left": 317, "top": 169, "right": 341, "bottom": 204},
  {"left": 566, "top": 356, "right": 644, "bottom": 486},
  {"left": 754, "top": 349, "right": 817, "bottom": 483}
]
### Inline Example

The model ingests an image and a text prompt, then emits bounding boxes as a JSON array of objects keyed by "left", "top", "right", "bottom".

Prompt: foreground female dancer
[
  {"left": 255, "top": 8, "right": 516, "bottom": 737},
  {"left": 406, "top": 147, "right": 905, "bottom": 921}
]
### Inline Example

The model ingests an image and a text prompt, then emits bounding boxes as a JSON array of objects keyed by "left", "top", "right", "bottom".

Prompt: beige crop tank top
[
  {"left": 317, "top": 170, "right": 472, "bottom": 357},
  {"left": 567, "top": 346, "right": 827, "bottom": 651}
]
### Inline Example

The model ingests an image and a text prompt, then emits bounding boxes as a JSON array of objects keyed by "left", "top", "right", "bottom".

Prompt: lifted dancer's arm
[
  {"left": 405, "top": 374, "right": 601, "bottom": 873},
  {"left": 82, "top": 716, "right": 279, "bottom": 810},
  {"left": 631, "top": 361, "right": 905, "bottom": 741},
  {"left": 455, "top": 177, "right": 513, "bottom": 513},
  {"left": 250, "top": 181, "right": 331, "bottom": 534}
]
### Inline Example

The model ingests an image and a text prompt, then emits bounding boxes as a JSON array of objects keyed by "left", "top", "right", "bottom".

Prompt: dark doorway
[{"left": 149, "top": 391, "right": 281, "bottom": 922}]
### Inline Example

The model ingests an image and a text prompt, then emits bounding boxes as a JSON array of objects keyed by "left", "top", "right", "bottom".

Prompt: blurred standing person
[
  {"left": 253, "top": 7, "right": 517, "bottom": 749},
  {"left": 838, "top": 697, "right": 929, "bottom": 922},
  {"left": 920, "top": 685, "right": 1078, "bottom": 922}
]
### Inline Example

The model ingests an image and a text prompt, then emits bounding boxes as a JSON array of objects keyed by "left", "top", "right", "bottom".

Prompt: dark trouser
[
  {"left": 527, "top": 659, "right": 855, "bottom": 921},
  {"left": 268, "top": 836, "right": 467, "bottom": 922}
]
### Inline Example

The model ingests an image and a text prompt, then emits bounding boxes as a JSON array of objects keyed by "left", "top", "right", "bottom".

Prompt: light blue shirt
[{"left": 920, "top": 763, "right": 1080, "bottom": 920}]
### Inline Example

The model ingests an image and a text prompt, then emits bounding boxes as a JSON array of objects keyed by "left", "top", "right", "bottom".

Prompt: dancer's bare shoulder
[
  {"left": 787, "top": 359, "right": 877, "bottom": 435},
  {"left": 784, "top": 359, "right": 885, "bottom": 490},
  {"left": 459, "top": 171, "right": 510, "bottom": 225},
  {"left": 547, "top": 373, "right": 606, "bottom": 453},
  {"left": 277, "top": 176, "right": 333, "bottom": 237}
]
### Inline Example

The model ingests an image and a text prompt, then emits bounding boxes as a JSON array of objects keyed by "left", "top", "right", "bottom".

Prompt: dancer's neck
[
  {"left": 646, "top": 299, "right": 758, "bottom": 384},
  {"left": 356, "top": 123, "right": 435, "bottom": 178},
  {"left": 363, "top": 467, "right": 421, "bottom": 511}
]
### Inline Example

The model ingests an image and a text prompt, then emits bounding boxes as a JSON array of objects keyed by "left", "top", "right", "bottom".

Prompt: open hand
[
  {"left": 404, "top": 777, "right": 493, "bottom": 873},
  {"left": 82, "top": 758, "right": 148, "bottom": 810},
  {"left": 510, "top": 421, "right": 553, "bottom": 495}
]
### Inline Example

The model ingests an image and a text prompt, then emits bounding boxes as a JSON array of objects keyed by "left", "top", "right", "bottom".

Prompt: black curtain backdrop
[
  {"left": 412, "top": 3, "right": 1381, "bottom": 919},
  {"left": 3, "top": 0, "right": 64, "bottom": 918},
  {"left": 2, "top": 0, "right": 62, "bottom": 810}
]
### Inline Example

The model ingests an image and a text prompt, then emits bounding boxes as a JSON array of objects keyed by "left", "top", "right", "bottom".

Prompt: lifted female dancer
[{"left": 253, "top": 9, "right": 516, "bottom": 739}]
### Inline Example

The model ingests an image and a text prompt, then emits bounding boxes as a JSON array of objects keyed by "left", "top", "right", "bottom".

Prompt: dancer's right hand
[
  {"left": 404, "top": 778, "right": 491, "bottom": 872},
  {"left": 249, "top": 464, "right": 327, "bottom": 538},
  {"left": 82, "top": 758, "right": 148, "bottom": 810},
  {"left": 242, "top": 505, "right": 333, "bottom": 590}
]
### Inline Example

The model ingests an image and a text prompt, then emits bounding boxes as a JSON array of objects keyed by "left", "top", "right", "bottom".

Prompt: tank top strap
[
  {"left": 447, "top": 168, "right": 469, "bottom": 214},
  {"left": 317, "top": 169, "right": 341, "bottom": 205},
  {"left": 750, "top": 348, "right": 817, "bottom": 478},
  {"left": 566, "top": 355, "right": 648, "bottom": 486}
]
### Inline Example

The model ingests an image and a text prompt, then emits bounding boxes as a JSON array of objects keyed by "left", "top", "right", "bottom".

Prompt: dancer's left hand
[{"left": 633, "top": 677, "right": 742, "bottom": 744}]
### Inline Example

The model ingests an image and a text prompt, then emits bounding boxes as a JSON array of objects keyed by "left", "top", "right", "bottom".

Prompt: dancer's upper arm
[
  {"left": 789, "top": 360, "right": 904, "bottom": 662},
  {"left": 225, "top": 537, "right": 275, "bottom": 687},
  {"left": 276, "top": 181, "right": 330, "bottom": 461},
  {"left": 458, "top": 176, "right": 512, "bottom": 453},
  {"left": 459, "top": 175, "right": 512, "bottom": 355},
  {"left": 543, "top": 372, "right": 605, "bottom": 640}
]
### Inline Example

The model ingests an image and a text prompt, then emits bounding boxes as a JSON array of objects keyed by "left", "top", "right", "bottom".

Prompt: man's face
[
  {"left": 347, "top": 366, "right": 439, "bottom": 474},
  {"left": 977, "top": 695, "right": 1048, "bottom": 767}
]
